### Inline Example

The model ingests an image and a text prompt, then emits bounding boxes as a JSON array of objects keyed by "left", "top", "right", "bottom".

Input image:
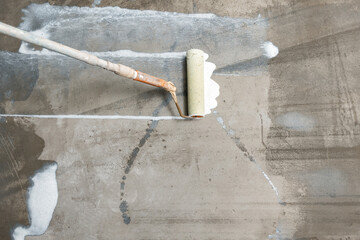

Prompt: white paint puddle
[{"left": 12, "top": 163, "right": 58, "bottom": 240}]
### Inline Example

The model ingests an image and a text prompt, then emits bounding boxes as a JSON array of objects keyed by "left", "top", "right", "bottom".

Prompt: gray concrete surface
[{"left": 1, "top": 1, "right": 360, "bottom": 239}]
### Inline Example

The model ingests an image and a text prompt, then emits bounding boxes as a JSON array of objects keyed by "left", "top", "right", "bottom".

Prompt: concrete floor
[{"left": 1, "top": 0, "right": 360, "bottom": 239}]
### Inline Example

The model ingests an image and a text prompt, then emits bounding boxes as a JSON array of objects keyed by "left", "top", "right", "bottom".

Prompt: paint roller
[{"left": 0, "top": 21, "right": 207, "bottom": 118}]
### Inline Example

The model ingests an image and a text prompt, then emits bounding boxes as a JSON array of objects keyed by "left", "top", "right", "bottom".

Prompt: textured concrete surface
[{"left": 1, "top": 0, "right": 360, "bottom": 239}]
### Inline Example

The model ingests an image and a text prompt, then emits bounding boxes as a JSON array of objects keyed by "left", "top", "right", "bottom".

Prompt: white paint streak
[
  {"left": 204, "top": 53, "right": 220, "bottom": 115},
  {"left": 12, "top": 163, "right": 58, "bottom": 240},
  {"left": 0, "top": 114, "right": 184, "bottom": 120},
  {"left": 213, "top": 112, "right": 283, "bottom": 204},
  {"left": 260, "top": 170, "right": 281, "bottom": 200},
  {"left": 250, "top": 159, "right": 283, "bottom": 204},
  {"left": 261, "top": 41, "right": 279, "bottom": 59},
  {"left": 93, "top": 50, "right": 186, "bottom": 59}
]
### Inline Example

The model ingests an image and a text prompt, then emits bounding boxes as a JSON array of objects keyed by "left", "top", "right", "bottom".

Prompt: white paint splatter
[
  {"left": 204, "top": 53, "right": 220, "bottom": 115},
  {"left": 12, "top": 163, "right": 58, "bottom": 240},
  {"left": 276, "top": 112, "right": 314, "bottom": 132},
  {"left": 261, "top": 41, "right": 279, "bottom": 59},
  {"left": 268, "top": 228, "right": 281, "bottom": 239},
  {"left": 0, "top": 114, "right": 184, "bottom": 120},
  {"left": 216, "top": 116, "right": 226, "bottom": 129},
  {"left": 92, "top": 0, "right": 101, "bottom": 7}
]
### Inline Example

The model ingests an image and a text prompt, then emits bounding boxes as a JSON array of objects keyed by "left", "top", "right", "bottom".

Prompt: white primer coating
[
  {"left": 18, "top": 4, "right": 216, "bottom": 55},
  {"left": 0, "top": 114, "right": 184, "bottom": 120},
  {"left": 20, "top": 3, "right": 216, "bottom": 23},
  {"left": 261, "top": 41, "right": 279, "bottom": 59},
  {"left": 204, "top": 53, "right": 220, "bottom": 115},
  {"left": 12, "top": 163, "right": 58, "bottom": 240},
  {"left": 17, "top": 4, "right": 219, "bottom": 116}
]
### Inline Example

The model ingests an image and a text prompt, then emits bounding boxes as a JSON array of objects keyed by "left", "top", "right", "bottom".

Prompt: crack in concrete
[{"left": 214, "top": 111, "right": 284, "bottom": 205}]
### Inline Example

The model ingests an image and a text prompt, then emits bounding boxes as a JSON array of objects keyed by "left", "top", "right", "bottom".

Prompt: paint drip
[{"left": 12, "top": 163, "right": 58, "bottom": 240}]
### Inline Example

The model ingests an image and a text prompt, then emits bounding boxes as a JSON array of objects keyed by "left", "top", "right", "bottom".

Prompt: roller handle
[
  {"left": 0, "top": 21, "right": 176, "bottom": 93},
  {"left": 134, "top": 71, "right": 176, "bottom": 92}
]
